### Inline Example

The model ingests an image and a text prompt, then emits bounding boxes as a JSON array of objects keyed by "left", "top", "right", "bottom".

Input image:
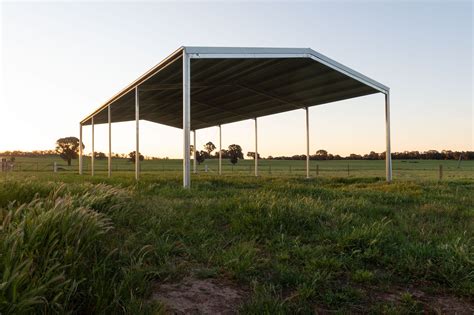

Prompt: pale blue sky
[{"left": 1, "top": 0, "right": 472, "bottom": 158}]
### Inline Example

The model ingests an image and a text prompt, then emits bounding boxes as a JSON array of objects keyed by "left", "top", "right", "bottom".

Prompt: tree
[
  {"left": 204, "top": 142, "right": 216, "bottom": 156},
  {"left": 215, "top": 149, "right": 229, "bottom": 159},
  {"left": 196, "top": 150, "right": 206, "bottom": 165},
  {"left": 228, "top": 144, "right": 243, "bottom": 165},
  {"left": 366, "top": 151, "right": 379, "bottom": 160},
  {"left": 247, "top": 152, "right": 261, "bottom": 159},
  {"left": 190, "top": 145, "right": 209, "bottom": 164},
  {"left": 200, "top": 151, "right": 211, "bottom": 159},
  {"left": 55, "top": 137, "right": 84, "bottom": 166},
  {"left": 94, "top": 152, "right": 106, "bottom": 160},
  {"left": 425, "top": 150, "right": 442, "bottom": 160},
  {"left": 349, "top": 153, "right": 362, "bottom": 160},
  {"left": 315, "top": 149, "right": 328, "bottom": 160},
  {"left": 129, "top": 151, "right": 144, "bottom": 162}
]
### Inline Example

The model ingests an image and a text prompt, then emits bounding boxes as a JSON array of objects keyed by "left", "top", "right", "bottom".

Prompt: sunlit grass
[{"left": 0, "top": 173, "right": 472, "bottom": 313}]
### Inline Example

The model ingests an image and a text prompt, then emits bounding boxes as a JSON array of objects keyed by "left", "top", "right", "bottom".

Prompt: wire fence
[{"left": 2, "top": 160, "right": 473, "bottom": 181}]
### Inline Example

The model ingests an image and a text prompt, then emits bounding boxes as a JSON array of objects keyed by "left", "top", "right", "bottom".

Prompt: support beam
[
  {"left": 139, "top": 83, "right": 232, "bottom": 91},
  {"left": 193, "top": 130, "right": 197, "bottom": 174},
  {"left": 183, "top": 51, "right": 191, "bottom": 188},
  {"left": 238, "top": 84, "right": 306, "bottom": 110},
  {"left": 108, "top": 105, "right": 112, "bottom": 178},
  {"left": 385, "top": 92, "right": 392, "bottom": 182},
  {"left": 79, "top": 123, "right": 83, "bottom": 175},
  {"left": 91, "top": 116, "right": 95, "bottom": 176},
  {"left": 218, "top": 125, "right": 222, "bottom": 175},
  {"left": 254, "top": 118, "right": 258, "bottom": 177},
  {"left": 135, "top": 87, "right": 140, "bottom": 181},
  {"left": 305, "top": 107, "right": 310, "bottom": 179},
  {"left": 194, "top": 100, "right": 252, "bottom": 121}
]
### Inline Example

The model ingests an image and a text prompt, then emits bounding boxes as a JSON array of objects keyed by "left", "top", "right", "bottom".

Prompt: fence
[{"left": 2, "top": 159, "right": 473, "bottom": 181}]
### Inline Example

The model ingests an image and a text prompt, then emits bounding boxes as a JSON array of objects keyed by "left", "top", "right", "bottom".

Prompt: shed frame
[{"left": 79, "top": 46, "right": 392, "bottom": 187}]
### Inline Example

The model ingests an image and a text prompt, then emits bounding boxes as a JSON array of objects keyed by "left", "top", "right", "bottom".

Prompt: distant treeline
[
  {"left": 0, "top": 150, "right": 58, "bottom": 157},
  {"left": 1, "top": 149, "right": 472, "bottom": 160},
  {"left": 0, "top": 150, "right": 162, "bottom": 161},
  {"left": 268, "top": 150, "right": 473, "bottom": 161}
]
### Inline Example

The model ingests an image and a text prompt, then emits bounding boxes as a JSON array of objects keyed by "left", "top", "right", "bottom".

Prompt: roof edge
[
  {"left": 81, "top": 46, "right": 390, "bottom": 125},
  {"left": 183, "top": 46, "right": 389, "bottom": 93},
  {"left": 308, "top": 48, "right": 389, "bottom": 93},
  {"left": 80, "top": 46, "right": 184, "bottom": 124}
]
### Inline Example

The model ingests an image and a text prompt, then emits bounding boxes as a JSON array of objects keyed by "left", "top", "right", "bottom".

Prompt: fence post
[
  {"left": 347, "top": 164, "right": 350, "bottom": 177},
  {"left": 269, "top": 165, "right": 271, "bottom": 174},
  {"left": 290, "top": 165, "right": 292, "bottom": 174},
  {"left": 316, "top": 164, "right": 319, "bottom": 176},
  {"left": 54, "top": 162, "right": 57, "bottom": 173},
  {"left": 439, "top": 164, "right": 443, "bottom": 181}
]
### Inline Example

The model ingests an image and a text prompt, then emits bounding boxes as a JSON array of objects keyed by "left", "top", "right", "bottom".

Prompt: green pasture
[
  {"left": 6, "top": 156, "right": 474, "bottom": 180},
  {"left": 0, "top": 172, "right": 473, "bottom": 313}
]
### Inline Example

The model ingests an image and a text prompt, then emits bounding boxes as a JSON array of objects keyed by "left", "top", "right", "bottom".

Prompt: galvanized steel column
[
  {"left": 135, "top": 87, "right": 140, "bottom": 181},
  {"left": 218, "top": 125, "right": 222, "bottom": 175},
  {"left": 183, "top": 51, "right": 191, "bottom": 188},
  {"left": 254, "top": 118, "right": 258, "bottom": 177},
  {"left": 91, "top": 116, "right": 95, "bottom": 176},
  {"left": 305, "top": 107, "right": 310, "bottom": 179},
  {"left": 385, "top": 92, "right": 392, "bottom": 182},
  {"left": 79, "top": 123, "right": 83, "bottom": 175},
  {"left": 108, "top": 105, "right": 112, "bottom": 178},
  {"left": 193, "top": 130, "right": 197, "bottom": 174}
]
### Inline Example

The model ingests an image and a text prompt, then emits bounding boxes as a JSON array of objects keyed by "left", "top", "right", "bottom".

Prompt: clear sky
[{"left": 1, "top": 0, "right": 472, "bottom": 158}]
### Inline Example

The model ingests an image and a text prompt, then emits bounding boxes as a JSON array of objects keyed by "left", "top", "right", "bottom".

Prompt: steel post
[
  {"left": 219, "top": 125, "right": 222, "bottom": 175},
  {"left": 135, "top": 87, "right": 140, "bottom": 180},
  {"left": 108, "top": 105, "right": 112, "bottom": 178},
  {"left": 91, "top": 116, "right": 95, "bottom": 176},
  {"left": 385, "top": 92, "right": 392, "bottom": 182},
  {"left": 254, "top": 118, "right": 258, "bottom": 177},
  {"left": 193, "top": 130, "right": 197, "bottom": 173},
  {"left": 305, "top": 107, "right": 310, "bottom": 178},
  {"left": 183, "top": 51, "right": 191, "bottom": 188},
  {"left": 79, "top": 123, "right": 83, "bottom": 175}
]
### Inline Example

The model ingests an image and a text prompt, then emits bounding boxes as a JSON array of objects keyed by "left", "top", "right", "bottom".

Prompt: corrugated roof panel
[{"left": 81, "top": 46, "right": 387, "bottom": 129}]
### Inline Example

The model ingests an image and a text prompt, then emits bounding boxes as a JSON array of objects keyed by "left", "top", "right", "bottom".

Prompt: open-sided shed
[{"left": 79, "top": 46, "right": 391, "bottom": 187}]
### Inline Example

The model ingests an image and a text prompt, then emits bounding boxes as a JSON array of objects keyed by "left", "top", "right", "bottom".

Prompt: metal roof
[{"left": 81, "top": 46, "right": 389, "bottom": 130}]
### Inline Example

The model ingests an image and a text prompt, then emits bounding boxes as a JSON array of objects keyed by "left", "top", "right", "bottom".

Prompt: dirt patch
[
  {"left": 372, "top": 286, "right": 474, "bottom": 314},
  {"left": 152, "top": 277, "right": 248, "bottom": 314}
]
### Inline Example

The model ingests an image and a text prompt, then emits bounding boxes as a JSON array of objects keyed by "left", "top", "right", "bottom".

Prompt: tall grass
[
  {"left": 0, "top": 181, "right": 159, "bottom": 314},
  {"left": 1, "top": 195, "right": 111, "bottom": 313},
  {"left": 1, "top": 174, "right": 473, "bottom": 313}
]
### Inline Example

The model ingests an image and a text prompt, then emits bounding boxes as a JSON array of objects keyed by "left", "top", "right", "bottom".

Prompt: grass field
[
  {"left": 1, "top": 170, "right": 473, "bottom": 313},
  {"left": 6, "top": 156, "right": 474, "bottom": 181}
]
